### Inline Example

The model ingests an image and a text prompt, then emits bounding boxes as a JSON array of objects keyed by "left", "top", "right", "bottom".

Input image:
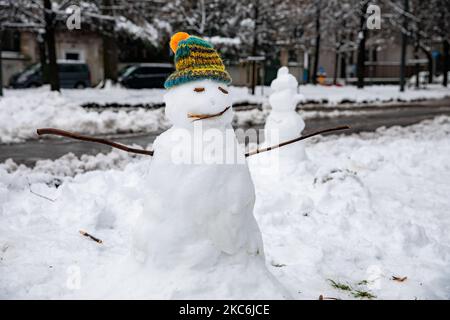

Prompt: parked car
[
  {"left": 118, "top": 63, "right": 174, "bottom": 89},
  {"left": 9, "top": 61, "right": 91, "bottom": 89}
]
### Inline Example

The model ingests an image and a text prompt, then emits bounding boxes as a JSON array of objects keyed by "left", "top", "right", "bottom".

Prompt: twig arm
[
  {"left": 36, "top": 128, "right": 154, "bottom": 156},
  {"left": 245, "top": 125, "right": 350, "bottom": 157},
  {"left": 37, "top": 125, "right": 349, "bottom": 159}
]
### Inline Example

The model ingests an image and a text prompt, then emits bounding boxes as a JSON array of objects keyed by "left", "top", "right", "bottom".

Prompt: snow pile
[
  {"left": 62, "top": 84, "right": 450, "bottom": 107},
  {"left": 2, "top": 117, "right": 450, "bottom": 299},
  {"left": 1, "top": 148, "right": 142, "bottom": 178},
  {"left": 0, "top": 90, "right": 168, "bottom": 143},
  {"left": 1, "top": 84, "right": 448, "bottom": 144},
  {"left": 300, "top": 84, "right": 450, "bottom": 105},
  {"left": 250, "top": 116, "right": 450, "bottom": 299},
  {"left": 5, "top": 84, "right": 448, "bottom": 110},
  {"left": 0, "top": 86, "right": 263, "bottom": 143},
  {"left": 2, "top": 86, "right": 262, "bottom": 109}
]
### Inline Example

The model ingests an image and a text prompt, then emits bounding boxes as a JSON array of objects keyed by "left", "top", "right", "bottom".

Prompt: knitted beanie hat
[{"left": 164, "top": 32, "right": 232, "bottom": 89}]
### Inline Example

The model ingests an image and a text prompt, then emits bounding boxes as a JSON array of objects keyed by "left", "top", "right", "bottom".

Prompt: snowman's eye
[
  {"left": 194, "top": 87, "right": 205, "bottom": 92},
  {"left": 218, "top": 87, "right": 229, "bottom": 94}
]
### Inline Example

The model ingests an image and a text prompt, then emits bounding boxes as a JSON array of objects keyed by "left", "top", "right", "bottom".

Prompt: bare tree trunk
[
  {"left": 312, "top": 0, "right": 321, "bottom": 85},
  {"left": 443, "top": 39, "right": 449, "bottom": 87},
  {"left": 43, "top": 0, "right": 60, "bottom": 92},
  {"left": 251, "top": 0, "right": 259, "bottom": 95},
  {"left": 357, "top": 2, "right": 368, "bottom": 89},
  {"left": 414, "top": 43, "right": 420, "bottom": 88},
  {"left": 199, "top": 0, "right": 206, "bottom": 36},
  {"left": 340, "top": 53, "right": 347, "bottom": 80},
  {"left": 305, "top": 51, "right": 312, "bottom": 84},
  {"left": 102, "top": 0, "right": 118, "bottom": 86},
  {"left": 0, "top": 29, "right": 3, "bottom": 96},
  {"left": 333, "top": 50, "right": 339, "bottom": 85},
  {"left": 400, "top": 0, "right": 409, "bottom": 92},
  {"left": 38, "top": 33, "right": 49, "bottom": 84}
]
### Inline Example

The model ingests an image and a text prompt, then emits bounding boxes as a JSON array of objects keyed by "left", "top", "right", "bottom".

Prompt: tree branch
[
  {"left": 245, "top": 125, "right": 351, "bottom": 157},
  {"left": 36, "top": 128, "right": 154, "bottom": 156}
]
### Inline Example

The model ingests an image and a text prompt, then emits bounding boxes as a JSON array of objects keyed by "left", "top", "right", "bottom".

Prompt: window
[
  {"left": 1, "top": 30, "right": 20, "bottom": 52},
  {"left": 149, "top": 67, "right": 173, "bottom": 73},
  {"left": 58, "top": 64, "right": 88, "bottom": 73},
  {"left": 64, "top": 49, "right": 85, "bottom": 61},
  {"left": 135, "top": 67, "right": 152, "bottom": 75},
  {"left": 65, "top": 52, "right": 80, "bottom": 60}
]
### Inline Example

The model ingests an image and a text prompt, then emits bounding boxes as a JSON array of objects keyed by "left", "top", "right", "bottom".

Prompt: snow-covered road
[{"left": 1, "top": 116, "right": 449, "bottom": 299}]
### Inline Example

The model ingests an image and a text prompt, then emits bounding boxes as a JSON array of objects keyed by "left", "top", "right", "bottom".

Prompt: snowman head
[
  {"left": 164, "top": 32, "right": 233, "bottom": 128},
  {"left": 269, "top": 67, "right": 299, "bottom": 112},
  {"left": 164, "top": 79, "right": 233, "bottom": 128}
]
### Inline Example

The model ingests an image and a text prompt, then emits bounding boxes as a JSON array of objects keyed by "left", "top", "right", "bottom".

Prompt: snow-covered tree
[{"left": 384, "top": 0, "right": 450, "bottom": 87}]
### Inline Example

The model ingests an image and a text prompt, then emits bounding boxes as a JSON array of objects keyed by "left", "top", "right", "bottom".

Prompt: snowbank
[
  {"left": 1, "top": 85, "right": 448, "bottom": 143},
  {"left": 0, "top": 87, "right": 261, "bottom": 144},
  {"left": 250, "top": 116, "right": 450, "bottom": 300},
  {"left": 4, "top": 84, "right": 449, "bottom": 108},
  {"left": 1, "top": 116, "right": 449, "bottom": 299},
  {"left": 0, "top": 90, "right": 169, "bottom": 143},
  {"left": 300, "top": 84, "right": 450, "bottom": 105}
]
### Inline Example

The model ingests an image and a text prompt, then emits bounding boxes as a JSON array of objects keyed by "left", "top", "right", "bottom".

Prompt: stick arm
[{"left": 36, "top": 128, "right": 154, "bottom": 156}]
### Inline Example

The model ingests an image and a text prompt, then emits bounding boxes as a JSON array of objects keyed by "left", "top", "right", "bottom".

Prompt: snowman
[
  {"left": 129, "top": 32, "right": 289, "bottom": 298},
  {"left": 35, "top": 33, "right": 348, "bottom": 299},
  {"left": 264, "top": 67, "right": 308, "bottom": 166},
  {"left": 249, "top": 67, "right": 314, "bottom": 235}
]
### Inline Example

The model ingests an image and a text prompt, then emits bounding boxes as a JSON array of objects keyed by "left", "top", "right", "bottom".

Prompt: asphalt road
[{"left": 2, "top": 99, "right": 450, "bottom": 166}]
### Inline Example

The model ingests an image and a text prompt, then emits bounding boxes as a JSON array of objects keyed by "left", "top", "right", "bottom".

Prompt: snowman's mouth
[{"left": 187, "top": 106, "right": 231, "bottom": 122}]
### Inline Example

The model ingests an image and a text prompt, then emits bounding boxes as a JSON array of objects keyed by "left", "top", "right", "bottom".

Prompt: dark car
[
  {"left": 10, "top": 61, "right": 91, "bottom": 89},
  {"left": 118, "top": 63, "right": 174, "bottom": 89}
]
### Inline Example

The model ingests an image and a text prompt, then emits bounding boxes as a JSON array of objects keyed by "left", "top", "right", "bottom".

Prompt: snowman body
[
  {"left": 128, "top": 80, "right": 289, "bottom": 298},
  {"left": 133, "top": 81, "right": 264, "bottom": 265},
  {"left": 74, "top": 33, "right": 290, "bottom": 299},
  {"left": 135, "top": 80, "right": 263, "bottom": 264},
  {"left": 264, "top": 67, "right": 307, "bottom": 162}
]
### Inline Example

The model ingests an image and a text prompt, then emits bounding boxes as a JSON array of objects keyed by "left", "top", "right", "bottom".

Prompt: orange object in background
[{"left": 318, "top": 75, "right": 326, "bottom": 85}]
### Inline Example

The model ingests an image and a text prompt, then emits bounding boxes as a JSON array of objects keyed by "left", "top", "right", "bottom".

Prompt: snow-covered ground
[
  {"left": 299, "top": 84, "right": 450, "bottom": 105},
  {"left": 1, "top": 84, "right": 449, "bottom": 144},
  {"left": 1, "top": 116, "right": 449, "bottom": 299},
  {"left": 3, "top": 84, "right": 450, "bottom": 107},
  {"left": 0, "top": 90, "right": 169, "bottom": 144},
  {"left": 1, "top": 85, "right": 263, "bottom": 108}
]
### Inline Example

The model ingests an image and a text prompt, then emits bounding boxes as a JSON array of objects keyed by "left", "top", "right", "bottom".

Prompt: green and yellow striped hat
[{"left": 164, "top": 32, "right": 232, "bottom": 89}]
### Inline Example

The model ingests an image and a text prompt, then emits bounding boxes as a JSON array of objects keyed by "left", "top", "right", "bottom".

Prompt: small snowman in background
[
  {"left": 264, "top": 66, "right": 308, "bottom": 166},
  {"left": 252, "top": 67, "right": 314, "bottom": 222}
]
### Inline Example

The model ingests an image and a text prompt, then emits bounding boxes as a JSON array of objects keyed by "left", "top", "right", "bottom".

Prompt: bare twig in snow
[
  {"left": 319, "top": 295, "right": 339, "bottom": 300},
  {"left": 27, "top": 178, "right": 56, "bottom": 202},
  {"left": 392, "top": 276, "right": 408, "bottom": 282},
  {"left": 79, "top": 230, "right": 103, "bottom": 244}
]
